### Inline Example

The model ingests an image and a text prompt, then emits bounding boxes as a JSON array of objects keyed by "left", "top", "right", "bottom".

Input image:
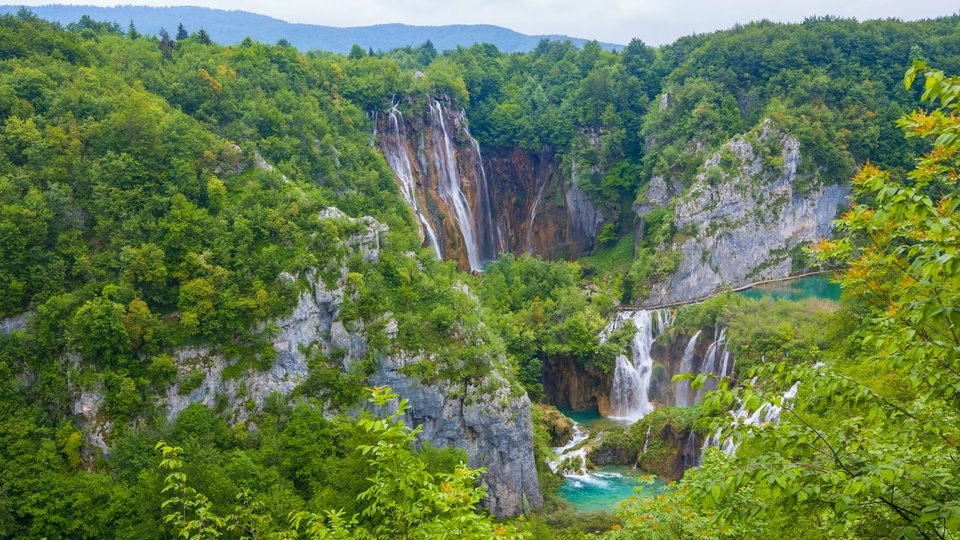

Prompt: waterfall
[
  {"left": 604, "top": 309, "right": 671, "bottom": 421},
  {"left": 427, "top": 99, "right": 500, "bottom": 271},
  {"left": 642, "top": 426, "right": 652, "bottom": 454},
  {"left": 380, "top": 106, "right": 443, "bottom": 260},
  {"left": 701, "top": 382, "right": 800, "bottom": 461},
  {"left": 674, "top": 330, "right": 702, "bottom": 407},
  {"left": 694, "top": 327, "right": 727, "bottom": 402},
  {"left": 462, "top": 113, "right": 500, "bottom": 262},
  {"left": 525, "top": 179, "right": 547, "bottom": 254},
  {"left": 550, "top": 421, "right": 591, "bottom": 475}
]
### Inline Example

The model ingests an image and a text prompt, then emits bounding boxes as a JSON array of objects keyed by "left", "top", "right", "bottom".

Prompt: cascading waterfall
[
  {"left": 694, "top": 327, "right": 727, "bottom": 402},
  {"left": 603, "top": 310, "right": 671, "bottom": 421},
  {"left": 550, "top": 421, "right": 590, "bottom": 475},
  {"left": 701, "top": 382, "right": 800, "bottom": 461},
  {"left": 674, "top": 330, "right": 702, "bottom": 407},
  {"left": 426, "top": 99, "right": 500, "bottom": 271},
  {"left": 380, "top": 105, "right": 443, "bottom": 260}
]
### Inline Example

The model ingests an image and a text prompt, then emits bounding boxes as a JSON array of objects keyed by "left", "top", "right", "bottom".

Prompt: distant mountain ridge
[{"left": 0, "top": 4, "right": 624, "bottom": 53}]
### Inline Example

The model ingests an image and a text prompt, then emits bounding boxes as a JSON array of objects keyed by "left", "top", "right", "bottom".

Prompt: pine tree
[
  {"left": 196, "top": 27, "right": 211, "bottom": 45},
  {"left": 176, "top": 23, "right": 188, "bottom": 41},
  {"left": 158, "top": 28, "right": 174, "bottom": 59},
  {"left": 127, "top": 20, "right": 139, "bottom": 40}
]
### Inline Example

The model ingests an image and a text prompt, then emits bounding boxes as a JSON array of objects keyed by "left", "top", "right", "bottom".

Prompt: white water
[
  {"left": 381, "top": 106, "right": 443, "bottom": 260},
  {"left": 550, "top": 422, "right": 591, "bottom": 475},
  {"left": 428, "top": 99, "right": 484, "bottom": 270},
  {"left": 674, "top": 330, "right": 702, "bottom": 407},
  {"left": 694, "top": 327, "right": 727, "bottom": 402},
  {"left": 701, "top": 382, "right": 801, "bottom": 460},
  {"left": 525, "top": 179, "right": 547, "bottom": 254},
  {"left": 603, "top": 310, "right": 671, "bottom": 422}
]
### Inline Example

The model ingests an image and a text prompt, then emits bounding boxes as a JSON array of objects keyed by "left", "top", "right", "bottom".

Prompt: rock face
[
  {"left": 541, "top": 356, "right": 612, "bottom": 414},
  {"left": 642, "top": 120, "right": 849, "bottom": 306},
  {"left": 377, "top": 97, "right": 603, "bottom": 267},
  {"left": 0, "top": 311, "right": 30, "bottom": 335},
  {"left": 368, "top": 354, "right": 543, "bottom": 516},
  {"left": 109, "top": 208, "right": 541, "bottom": 517}
]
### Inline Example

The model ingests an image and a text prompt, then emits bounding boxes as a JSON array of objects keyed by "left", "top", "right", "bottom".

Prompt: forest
[{"left": 1, "top": 7, "right": 960, "bottom": 539}]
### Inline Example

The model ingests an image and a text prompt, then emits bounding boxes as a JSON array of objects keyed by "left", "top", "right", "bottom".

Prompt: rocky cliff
[
  {"left": 541, "top": 355, "right": 613, "bottom": 414},
  {"left": 74, "top": 207, "right": 542, "bottom": 517},
  {"left": 640, "top": 120, "right": 848, "bottom": 306},
  {"left": 377, "top": 97, "right": 603, "bottom": 268}
]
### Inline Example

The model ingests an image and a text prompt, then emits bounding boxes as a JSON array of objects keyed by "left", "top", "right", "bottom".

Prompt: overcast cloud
[{"left": 13, "top": 0, "right": 960, "bottom": 44}]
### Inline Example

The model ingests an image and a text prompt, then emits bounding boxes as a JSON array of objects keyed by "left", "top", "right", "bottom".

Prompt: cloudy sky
[{"left": 13, "top": 0, "right": 960, "bottom": 44}]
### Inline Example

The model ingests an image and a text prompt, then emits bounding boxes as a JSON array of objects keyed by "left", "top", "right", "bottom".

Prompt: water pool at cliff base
[{"left": 557, "top": 466, "right": 667, "bottom": 513}]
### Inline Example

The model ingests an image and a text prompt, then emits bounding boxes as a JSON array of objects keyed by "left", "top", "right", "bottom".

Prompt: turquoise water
[
  {"left": 738, "top": 274, "right": 842, "bottom": 302},
  {"left": 557, "top": 466, "right": 666, "bottom": 513},
  {"left": 558, "top": 408, "right": 633, "bottom": 432}
]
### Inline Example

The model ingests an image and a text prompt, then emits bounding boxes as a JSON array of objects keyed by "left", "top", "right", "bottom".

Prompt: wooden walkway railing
[{"left": 618, "top": 270, "right": 833, "bottom": 311}]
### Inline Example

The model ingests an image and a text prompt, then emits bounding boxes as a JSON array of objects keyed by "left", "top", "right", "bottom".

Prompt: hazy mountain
[{"left": 0, "top": 4, "right": 624, "bottom": 53}]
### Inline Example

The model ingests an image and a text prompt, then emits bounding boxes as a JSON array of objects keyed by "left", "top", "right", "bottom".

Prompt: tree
[
  {"left": 175, "top": 23, "right": 188, "bottom": 42},
  {"left": 127, "top": 20, "right": 140, "bottom": 40},
  {"left": 158, "top": 28, "right": 174, "bottom": 59},
  {"left": 348, "top": 44, "right": 365, "bottom": 60},
  {"left": 195, "top": 27, "right": 211, "bottom": 45}
]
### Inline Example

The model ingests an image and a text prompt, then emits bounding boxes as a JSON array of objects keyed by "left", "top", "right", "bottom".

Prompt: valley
[{"left": 0, "top": 7, "right": 959, "bottom": 539}]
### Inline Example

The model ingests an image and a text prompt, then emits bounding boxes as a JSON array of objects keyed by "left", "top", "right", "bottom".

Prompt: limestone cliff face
[
  {"left": 641, "top": 120, "right": 849, "bottom": 306},
  {"left": 74, "top": 207, "right": 542, "bottom": 517},
  {"left": 377, "top": 98, "right": 603, "bottom": 267}
]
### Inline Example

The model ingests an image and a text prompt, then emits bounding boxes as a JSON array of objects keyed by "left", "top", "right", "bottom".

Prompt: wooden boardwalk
[{"left": 618, "top": 271, "right": 833, "bottom": 311}]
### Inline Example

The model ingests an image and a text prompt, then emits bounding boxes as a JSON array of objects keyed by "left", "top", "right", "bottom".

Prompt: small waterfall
[
  {"left": 681, "top": 431, "right": 700, "bottom": 470},
  {"left": 380, "top": 105, "right": 443, "bottom": 260},
  {"left": 604, "top": 309, "right": 671, "bottom": 421},
  {"left": 694, "top": 327, "right": 727, "bottom": 402},
  {"left": 642, "top": 426, "right": 652, "bottom": 454},
  {"left": 674, "top": 330, "right": 702, "bottom": 407},
  {"left": 550, "top": 422, "right": 591, "bottom": 475},
  {"left": 701, "top": 382, "right": 800, "bottom": 460},
  {"left": 525, "top": 179, "right": 547, "bottom": 254}
]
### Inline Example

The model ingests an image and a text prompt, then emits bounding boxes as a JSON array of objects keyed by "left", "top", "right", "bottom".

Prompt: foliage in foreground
[{"left": 157, "top": 387, "right": 528, "bottom": 539}]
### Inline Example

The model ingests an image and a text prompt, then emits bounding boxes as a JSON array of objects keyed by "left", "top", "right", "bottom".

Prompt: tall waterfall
[
  {"left": 380, "top": 106, "right": 443, "bottom": 260},
  {"left": 603, "top": 310, "right": 672, "bottom": 421},
  {"left": 674, "top": 330, "right": 702, "bottom": 408},
  {"left": 427, "top": 99, "right": 499, "bottom": 271}
]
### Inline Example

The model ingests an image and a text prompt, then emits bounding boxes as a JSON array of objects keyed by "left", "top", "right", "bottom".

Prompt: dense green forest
[{"left": 2, "top": 7, "right": 960, "bottom": 539}]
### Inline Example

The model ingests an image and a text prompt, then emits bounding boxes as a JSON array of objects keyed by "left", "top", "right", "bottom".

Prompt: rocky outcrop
[
  {"left": 0, "top": 311, "right": 30, "bottom": 334},
  {"left": 643, "top": 120, "right": 848, "bottom": 306},
  {"left": 368, "top": 353, "right": 543, "bottom": 516},
  {"left": 541, "top": 356, "right": 612, "bottom": 414}
]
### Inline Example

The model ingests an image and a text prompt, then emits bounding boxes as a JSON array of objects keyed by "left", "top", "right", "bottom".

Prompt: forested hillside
[
  {"left": 2, "top": 7, "right": 960, "bottom": 539},
  {"left": 0, "top": 5, "right": 623, "bottom": 54}
]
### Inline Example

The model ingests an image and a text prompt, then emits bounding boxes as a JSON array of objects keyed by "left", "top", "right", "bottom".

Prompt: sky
[{"left": 10, "top": 0, "right": 960, "bottom": 44}]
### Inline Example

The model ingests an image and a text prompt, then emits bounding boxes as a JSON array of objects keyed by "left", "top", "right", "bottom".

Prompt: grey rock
[
  {"left": 0, "top": 311, "right": 29, "bottom": 334},
  {"left": 643, "top": 121, "right": 849, "bottom": 305},
  {"left": 368, "top": 353, "right": 543, "bottom": 516}
]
